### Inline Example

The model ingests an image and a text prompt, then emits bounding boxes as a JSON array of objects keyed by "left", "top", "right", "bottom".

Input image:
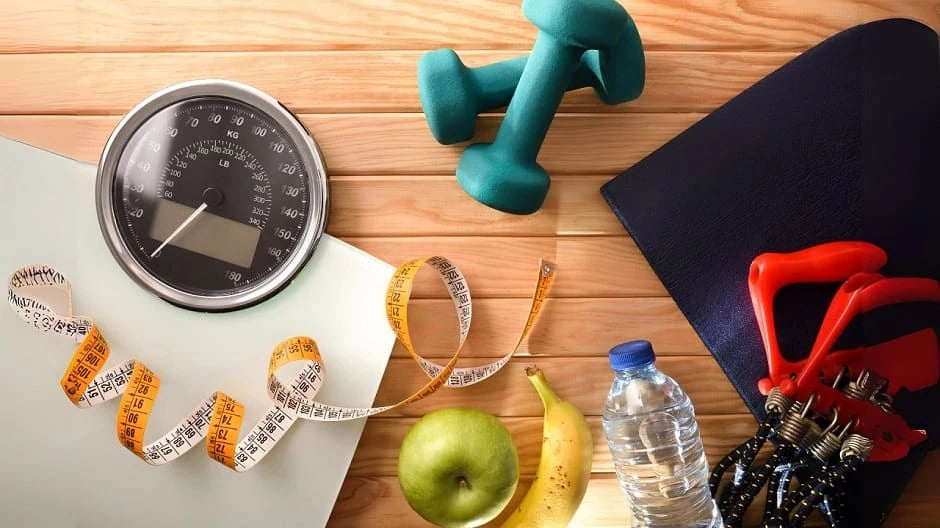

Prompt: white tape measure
[{"left": 8, "top": 257, "right": 554, "bottom": 471}]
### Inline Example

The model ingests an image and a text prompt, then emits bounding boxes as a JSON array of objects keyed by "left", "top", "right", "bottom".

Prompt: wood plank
[
  {"left": 0, "top": 1, "right": 936, "bottom": 53},
  {"left": 346, "top": 236, "right": 667, "bottom": 298},
  {"left": 391, "top": 297, "right": 707, "bottom": 358},
  {"left": 312, "top": 112, "right": 698, "bottom": 175},
  {"left": 330, "top": 176, "right": 622, "bottom": 236},
  {"left": 333, "top": 453, "right": 940, "bottom": 527},
  {"left": 334, "top": 476, "right": 823, "bottom": 527},
  {"left": 349, "top": 414, "right": 757, "bottom": 477},
  {"left": 332, "top": 476, "right": 645, "bottom": 527},
  {"left": 7, "top": 0, "right": 939, "bottom": 526},
  {"left": 882, "top": 452, "right": 940, "bottom": 528},
  {"left": 371, "top": 357, "right": 746, "bottom": 417},
  {"left": 332, "top": 475, "right": 801, "bottom": 527},
  {"left": 0, "top": 113, "right": 701, "bottom": 175},
  {"left": 0, "top": 51, "right": 791, "bottom": 114}
]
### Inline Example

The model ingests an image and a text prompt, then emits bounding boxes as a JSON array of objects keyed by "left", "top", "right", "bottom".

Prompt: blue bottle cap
[{"left": 608, "top": 340, "right": 656, "bottom": 370}]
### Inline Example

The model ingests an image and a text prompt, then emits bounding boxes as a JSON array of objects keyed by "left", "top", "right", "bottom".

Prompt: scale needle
[{"left": 150, "top": 202, "right": 208, "bottom": 258}]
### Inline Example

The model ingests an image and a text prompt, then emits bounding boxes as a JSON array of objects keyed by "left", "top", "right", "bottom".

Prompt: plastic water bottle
[{"left": 602, "top": 340, "right": 723, "bottom": 527}]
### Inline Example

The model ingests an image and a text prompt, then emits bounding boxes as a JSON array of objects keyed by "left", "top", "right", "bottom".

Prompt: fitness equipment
[
  {"left": 456, "top": 0, "right": 629, "bottom": 215},
  {"left": 715, "top": 392, "right": 875, "bottom": 528},
  {"left": 418, "top": 13, "right": 644, "bottom": 145},
  {"left": 601, "top": 19, "right": 940, "bottom": 525},
  {"left": 710, "top": 241, "right": 940, "bottom": 527},
  {"left": 749, "top": 241, "right": 939, "bottom": 462},
  {"left": 0, "top": 136, "right": 396, "bottom": 526}
]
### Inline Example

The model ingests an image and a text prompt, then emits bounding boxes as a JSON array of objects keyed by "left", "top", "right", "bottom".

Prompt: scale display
[{"left": 97, "top": 81, "right": 328, "bottom": 311}]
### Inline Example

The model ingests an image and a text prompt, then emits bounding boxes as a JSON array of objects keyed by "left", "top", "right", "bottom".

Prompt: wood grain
[
  {"left": 330, "top": 176, "right": 623, "bottom": 236},
  {"left": 392, "top": 297, "right": 707, "bottom": 358},
  {"left": 0, "top": 51, "right": 791, "bottom": 114},
  {"left": 347, "top": 236, "right": 666, "bottom": 298},
  {"left": 372, "top": 356, "right": 747, "bottom": 417},
  {"left": 2, "top": 0, "right": 937, "bottom": 525},
  {"left": 349, "top": 414, "right": 757, "bottom": 477},
  {"left": 332, "top": 476, "right": 807, "bottom": 527},
  {"left": 0, "top": 113, "right": 701, "bottom": 175},
  {"left": 332, "top": 457, "right": 940, "bottom": 527},
  {"left": 885, "top": 452, "right": 940, "bottom": 528},
  {"left": 0, "top": 0, "right": 935, "bottom": 52}
]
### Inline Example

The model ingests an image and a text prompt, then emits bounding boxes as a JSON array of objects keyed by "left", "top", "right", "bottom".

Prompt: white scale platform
[{"left": 0, "top": 137, "right": 396, "bottom": 526}]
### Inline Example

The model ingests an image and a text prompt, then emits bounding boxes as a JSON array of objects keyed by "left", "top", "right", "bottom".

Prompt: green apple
[{"left": 398, "top": 407, "right": 520, "bottom": 528}]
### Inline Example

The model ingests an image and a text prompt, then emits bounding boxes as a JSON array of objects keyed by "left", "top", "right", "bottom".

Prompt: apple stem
[
  {"left": 456, "top": 475, "right": 470, "bottom": 488},
  {"left": 525, "top": 366, "right": 560, "bottom": 410}
]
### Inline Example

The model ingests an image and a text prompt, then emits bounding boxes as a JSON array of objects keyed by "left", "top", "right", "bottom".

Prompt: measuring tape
[{"left": 7, "top": 257, "right": 554, "bottom": 471}]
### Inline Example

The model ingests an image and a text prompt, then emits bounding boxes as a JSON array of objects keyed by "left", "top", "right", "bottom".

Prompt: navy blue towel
[{"left": 602, "top": 18, "right": 939, "bottom": 526}]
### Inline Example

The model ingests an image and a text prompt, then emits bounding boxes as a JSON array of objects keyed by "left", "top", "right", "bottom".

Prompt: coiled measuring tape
[{"left": 7, "top": 257, "right": 554, "bottom": 471}]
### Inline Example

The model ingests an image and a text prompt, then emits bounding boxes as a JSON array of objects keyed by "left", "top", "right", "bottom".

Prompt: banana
[{"left": 500, "top": 367, "right": 593, "bottom": 528}]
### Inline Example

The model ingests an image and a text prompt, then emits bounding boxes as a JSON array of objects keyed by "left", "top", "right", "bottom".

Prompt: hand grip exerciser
[
  {"left": 712, "top": 242, "right": 940, "bottom": 527},
  {"left": 748, "top": 241, "right": 940, "bottom": 462}
]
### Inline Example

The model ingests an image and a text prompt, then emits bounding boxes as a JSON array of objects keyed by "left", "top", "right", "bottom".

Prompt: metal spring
[
  {"left": 802, "top": 406, "right": 840, "bottom": 459},
  {"left": 798, "top": 420, "right": 823, "bottom": 452},
  {"left": 765, "top": 387, "right": 795, "bottom": 415},
  {"left": 778, "top": 403, "right": 811, "bottom": 444},
  {"left": 841, "top": 381, "right": 869, "bottom": 400},
  {"left": 840, "top": 434, "right": 875, "bottom": 461},
  {"left": 807, "top": 432, "right": 842, "bottom": 462},
  {"left": 873, "top": 392, "right": 896, "bottom": 414},
  {"left": 843, "top": 369, "right": 889, "bottom": 402},
  {"left": 829, "top": 365, "right": 849, "bottom": 390}
]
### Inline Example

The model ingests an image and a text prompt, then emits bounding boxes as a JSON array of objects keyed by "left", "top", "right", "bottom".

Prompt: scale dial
[{"left": 97, "top": 81, "right": 328, "bottom": 311}]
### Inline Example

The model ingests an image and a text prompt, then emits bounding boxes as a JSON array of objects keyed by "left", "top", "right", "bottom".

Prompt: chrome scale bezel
[{"left": 96, "top": 79, "right": 329, "bottom": 312}]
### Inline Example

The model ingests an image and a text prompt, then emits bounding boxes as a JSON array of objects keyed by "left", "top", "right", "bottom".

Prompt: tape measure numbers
[{"left": 7, "top": 257, "right": 555, "bottom": 471}]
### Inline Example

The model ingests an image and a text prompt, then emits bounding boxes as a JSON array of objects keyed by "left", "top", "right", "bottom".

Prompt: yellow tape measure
[{"left": 7, "top": 257, "right": 554, "bottom": 471}]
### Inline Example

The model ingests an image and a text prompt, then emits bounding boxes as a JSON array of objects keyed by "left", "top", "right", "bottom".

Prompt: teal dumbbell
[
  {"left": 456, "top": 0, "right": 629, "bottom": 214},
  {"left": 418, "top": 13, "right": 644, "bottom": 145}
]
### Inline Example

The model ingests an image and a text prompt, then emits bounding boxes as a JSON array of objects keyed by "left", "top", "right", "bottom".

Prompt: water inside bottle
[
  {"left": 603, "top": 364, "right": 723, "bottom": 527},
  {"left": 639, "top": 411, "right": 689, "bottom": 498}
]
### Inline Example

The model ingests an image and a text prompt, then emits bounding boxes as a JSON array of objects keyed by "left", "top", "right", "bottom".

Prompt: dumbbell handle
[
  {"left": 468, "top": 57, "right": 529, "bottom": 112},
  {"left": 496, "top": 35, "right": 582, "bottom": 160},
  {"left": 468, "top": 51, "right": 608, "bottom": 112}
]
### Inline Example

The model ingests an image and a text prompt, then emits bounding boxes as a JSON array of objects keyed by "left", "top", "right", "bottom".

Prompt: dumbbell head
[
  {"left": 582, "top": 13, "right": 645, "bottom": 104},
  {"left": 523, "top": 0, "right": 627, "bottom": 50},
  {"left": 456, "top": 143, "right": 550, "bottom": 214},
  {"left": 418, "top": 49, "right": 479, "bottom": 145}
]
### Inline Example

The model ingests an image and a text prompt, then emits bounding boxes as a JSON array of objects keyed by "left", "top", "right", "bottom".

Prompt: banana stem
[{"left": 525, "top": 366, "right": 561, "bottom": 410}]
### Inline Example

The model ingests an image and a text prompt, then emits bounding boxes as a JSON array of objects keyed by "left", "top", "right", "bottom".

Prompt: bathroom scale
[{"left": 0, "top": 80, "right": 397, "bottom": 526}]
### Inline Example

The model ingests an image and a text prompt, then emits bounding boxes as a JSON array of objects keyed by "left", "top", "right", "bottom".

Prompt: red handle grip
[
  {"left": 749, "top": 242, "right": 887, "bottom": 393},
  {"left": 748, "top": 242, "right": 940, "bottom": 462},
  {"left": 783, "top": 274, "right": 940, "bottom": 462},
  {"left": 790, "top": 276, "right": 940, "bottom": 393}
]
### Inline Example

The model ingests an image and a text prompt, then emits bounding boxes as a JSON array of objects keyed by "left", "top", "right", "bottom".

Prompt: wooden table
[{"left": 0, "top": 1, "right": 937, "bottom": 526}]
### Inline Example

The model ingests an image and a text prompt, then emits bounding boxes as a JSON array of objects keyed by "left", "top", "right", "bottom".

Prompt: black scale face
[{"left": 97, "top": 82, "right": 328, "bottom": 311}]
